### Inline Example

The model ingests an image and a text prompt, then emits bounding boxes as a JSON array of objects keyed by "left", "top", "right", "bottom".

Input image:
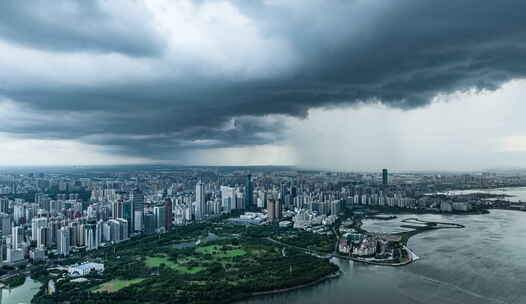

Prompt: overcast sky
[{"left": 1, "top": 0, "right": 526, "bottom": 171}]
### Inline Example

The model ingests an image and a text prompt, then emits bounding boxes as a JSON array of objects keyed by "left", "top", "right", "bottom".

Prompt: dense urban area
[{"left": 0, "top": 165, "right": 524, "bottom": 303}]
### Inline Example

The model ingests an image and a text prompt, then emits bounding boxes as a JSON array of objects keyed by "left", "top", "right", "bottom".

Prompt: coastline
[{"left": 335, "top": 245, "right": 419, "bottom": 267}]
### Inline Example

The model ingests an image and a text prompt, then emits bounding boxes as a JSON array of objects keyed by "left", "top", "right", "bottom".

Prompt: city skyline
[{"left": 1, "top": 1, "right": 526, "bottom": 170}]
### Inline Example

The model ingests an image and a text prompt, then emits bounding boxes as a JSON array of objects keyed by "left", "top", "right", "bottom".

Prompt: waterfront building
[
  {"left": 352, "top": 237, "right": 378, "bottom": 257},
  {"left": 338, "top": 239, "right": 351, "bottom": 254}
]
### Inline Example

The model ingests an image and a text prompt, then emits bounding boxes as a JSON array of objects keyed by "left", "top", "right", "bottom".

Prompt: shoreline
[
  {"left": 334, "top": 245, "right": 419, "bottom": 267},
  {"left": 250, "top": 270, "right": 342, "bottom": 297}
]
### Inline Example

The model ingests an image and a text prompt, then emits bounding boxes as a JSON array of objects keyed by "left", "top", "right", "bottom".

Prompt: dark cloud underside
[{"left": 0, "top": 0, "right": 526, "bottom": 159}]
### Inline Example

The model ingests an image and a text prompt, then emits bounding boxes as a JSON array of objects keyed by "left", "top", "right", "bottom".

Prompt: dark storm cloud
[
  {"left": 0, "top": 0, "right": 162, "bottom": 56},
  {"left": 1, "top": 0, "right": 526, "bottom": 160}
]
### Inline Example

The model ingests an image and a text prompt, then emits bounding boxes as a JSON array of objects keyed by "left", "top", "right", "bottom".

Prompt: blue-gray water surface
[
  {"left": 437, "top": 187, "right": 526, "bottom": 202},
  {"left": 239, "top": 210, "right": 526, "bottom": 304},
  {"left": 1, "top": 277, "right": 41, "bottom": 304}
]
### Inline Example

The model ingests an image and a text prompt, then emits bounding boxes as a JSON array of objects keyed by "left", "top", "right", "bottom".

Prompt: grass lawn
[
  {"left": 195, "top": 245, "right": 247, "bottom": 258},
  {"left": 91, "top": 279, "right": 145, "bottom": 293},
  {"left": 145, "top": 256, "right": 205, "bottom": 274}
]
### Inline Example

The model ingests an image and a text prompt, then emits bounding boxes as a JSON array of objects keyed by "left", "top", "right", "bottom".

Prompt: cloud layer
[{"left": 1, "top": 0, "right": 526, "bottom": 162}]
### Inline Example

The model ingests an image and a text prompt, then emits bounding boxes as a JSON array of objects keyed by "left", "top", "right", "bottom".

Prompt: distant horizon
[{"left": 1, "top": 163, "right": 525, "bottom": 175}]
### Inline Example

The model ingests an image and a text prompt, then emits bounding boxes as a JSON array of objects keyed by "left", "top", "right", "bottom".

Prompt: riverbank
[{"left": 250, "top": 270, "right": 342, "bottom": 297}]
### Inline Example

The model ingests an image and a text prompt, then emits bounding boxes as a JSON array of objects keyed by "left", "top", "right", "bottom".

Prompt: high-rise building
[
  {"left": 195, "top": 180, "right": 205, "bottom": 220},
  {"left": 117, "top": 218, "right": 129, "bottom": 241},
  {"left": 122, "top": 201, "right": 132, "bottom": 233},
  {"left": 0, "top": 198, "right": 9, "bottom": 214},
  {"left": 57, "top": 227, "right": 70, "bottom": 256},
  {"left": 134, "top": 210, "right": 143, "bottom": 232},
  {"left": 0, "top": 213, "right": 11, "bottom": 238},
  {"left": 267, "top": 194, "right": 282, "bottom": 223},
  {"left": 221, "top": 186, "right": 235, "bottom": 212},
  {"left": 153, "top": 206, "right": 166, "bottom": 232},
  {"left": 164, "top": 199, "right": 172, "bottom": 232},
  {"left": 112, "top": 200, "right": 123, "bottom": 219},
  {"left": 245, "top": 174, "right": 254, "bottom": 210},
  {"left": 96, "top": 220, "right": 103, "bottom": 247},
  {"left": 12, "top": 226, "right": 24, "bottom": 249},
  {"left": 143, "top": 212, "right": 155, "bottom": 235},
  {"left": 13, "top": 204, "right": 25, "bottom": 225},
  {"left": 382, "top": 169, "right": 389, "bottom": 186},
  {"left": 32, "top": 217, "right": 47, "bottom": 241},
  {"left": 129, "top": 190, "right": 144, "bottom": 232},
  {"left": 106, "top": 220, "right": 119, "bottom": 242},
  {"left": 37, "top": 226, "right": 48, "bottom": 248},
  {"left": 85, "top": 224, "right": 99, "bottom": 251}
]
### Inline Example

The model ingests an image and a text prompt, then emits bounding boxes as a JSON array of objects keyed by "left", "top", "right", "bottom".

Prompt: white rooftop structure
[{"left": 67, "top": 262, "right": 104, "bottom": 277}]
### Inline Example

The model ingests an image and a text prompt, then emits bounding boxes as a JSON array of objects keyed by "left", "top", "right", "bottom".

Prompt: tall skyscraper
[
  {"left": 267, "top": 194, "right": 282, "bottom": 223},
  {"left": 245, "top": 174, "right": 254, "bottom": 211},
  {"left": 130, "top": 190, "right": 145, "bottom": 213},
  {"left": 122, "top": 201, "right": 132, "bottom": 233},
  {"left": 164, "top": 199, "right": 173, "bottom": 232},
  {"left": 130, "top": 190, "right": 144, "bottom": 232},
  {"left": 153, "top": 206, "right": 166, "bottom": 232},
  {"left": 382, "top": 169, "right": 389, "bottom": 186},
  {"left": 195, "top": 180, "right": 205, "bottom": 220}
]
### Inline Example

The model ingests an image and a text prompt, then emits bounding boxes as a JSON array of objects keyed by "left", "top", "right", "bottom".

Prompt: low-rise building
[{"left": 67, "top": 262, "right": 104, "bottom": 277}]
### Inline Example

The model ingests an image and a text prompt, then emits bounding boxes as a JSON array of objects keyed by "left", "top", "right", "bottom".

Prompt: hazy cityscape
[
  {"left": 0, "top": 166, "right": 523, "bottom": 303},
  {"left": 1, "top": 1, "right": 526, "bottom": 303}
]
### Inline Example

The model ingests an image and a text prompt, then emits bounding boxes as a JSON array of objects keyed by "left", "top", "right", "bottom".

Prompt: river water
[
  {"left": 1, "top": 277, "right": 42, "bottom": 304},
  {"left": 239, "top": 210, "right": 526, "bottom": 304}
]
